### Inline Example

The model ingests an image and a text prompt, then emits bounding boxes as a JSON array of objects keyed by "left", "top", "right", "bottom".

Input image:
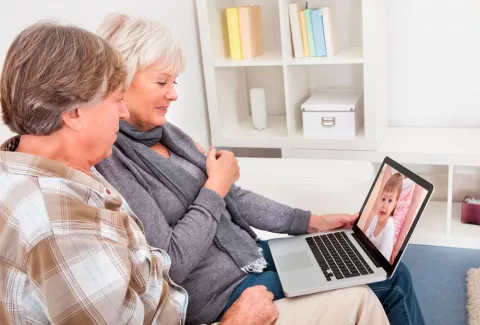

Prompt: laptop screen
[{"left": 354, "top": 157, "right": 433, "bottom": 274}]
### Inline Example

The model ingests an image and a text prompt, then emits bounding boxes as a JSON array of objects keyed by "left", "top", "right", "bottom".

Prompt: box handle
[{"left": 321, "top": 117, "right": 336, "bottom": 127}]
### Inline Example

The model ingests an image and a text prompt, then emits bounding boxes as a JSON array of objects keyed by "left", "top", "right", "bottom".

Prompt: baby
[{"left": 365, "top": 173, "right": 404, "bottom": 261}]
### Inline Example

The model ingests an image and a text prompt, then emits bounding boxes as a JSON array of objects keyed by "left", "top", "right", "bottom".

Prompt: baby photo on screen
[
  {"left": 357, "top": 164, "right": 428, "bottom": 263},
  {"left": 364, "top": 172, "right": 402, "bottom": 261}
]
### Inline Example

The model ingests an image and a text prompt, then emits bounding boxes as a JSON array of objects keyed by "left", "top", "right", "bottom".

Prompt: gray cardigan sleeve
[
  {"left": 231, "top": 184, "right": 311, "bottom": 235},
  {"left": 96, "top": 157, "right": 225, "bottom": 284}
]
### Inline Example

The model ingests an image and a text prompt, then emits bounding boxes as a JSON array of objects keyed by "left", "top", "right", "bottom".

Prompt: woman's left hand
[{"left": 307, "top": 213, "right": 360, "bottom": 233}]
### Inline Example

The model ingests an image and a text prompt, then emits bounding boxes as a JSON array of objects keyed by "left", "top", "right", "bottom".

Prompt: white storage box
[{"left": 301, "top": 89, "right": 364, "bottom": 138}]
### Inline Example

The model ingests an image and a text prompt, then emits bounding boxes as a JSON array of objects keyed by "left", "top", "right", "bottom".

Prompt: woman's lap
[
  {"left": 215, "top": 240, "right": 284, "bottom": 321},
  {"left": 217, "top": 240, "right": 424, "bottom": 325},
  {"left": 215, "top": 270, "right": 285, "bottom": 321}
]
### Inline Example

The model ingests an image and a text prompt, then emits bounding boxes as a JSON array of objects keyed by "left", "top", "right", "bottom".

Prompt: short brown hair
[
  {"left": 383, "top": 173, "right": 404, "bottom": 216},
  {"left": 0, "top": 22, "right": 126, "bottom": 135}
]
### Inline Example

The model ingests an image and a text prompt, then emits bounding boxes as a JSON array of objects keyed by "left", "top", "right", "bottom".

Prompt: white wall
[
  {"left": 378, "top": 0, "right": 480, "bottom": 201},
  {"left": 0, "top": 0, "right": 210, "bottom": 148},
  {"left": 388, "top": 0, "right": 480, "bottom": 128}
]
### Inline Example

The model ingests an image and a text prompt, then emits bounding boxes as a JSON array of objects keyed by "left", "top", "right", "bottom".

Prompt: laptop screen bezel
[{"left": 352, "top": 156, "right": 434, "bottom": 277}]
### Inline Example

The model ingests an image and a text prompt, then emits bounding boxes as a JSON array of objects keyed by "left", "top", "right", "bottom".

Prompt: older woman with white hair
[{"left": 94, "top": 13, "right": 418, "bottom": 325}]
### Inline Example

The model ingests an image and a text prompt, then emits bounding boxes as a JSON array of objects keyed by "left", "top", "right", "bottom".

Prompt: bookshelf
[{"left": 195, "top": 0, "right": 388, "bottom": 151}]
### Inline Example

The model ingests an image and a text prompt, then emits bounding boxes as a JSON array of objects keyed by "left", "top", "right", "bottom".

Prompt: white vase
[{"left": 250, "top": 88, "right": 267, "bottom": 130}]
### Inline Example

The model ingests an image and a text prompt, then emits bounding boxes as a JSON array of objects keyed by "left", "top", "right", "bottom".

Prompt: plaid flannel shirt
[{"left": 0, "top": 136, "right": 188, "bottom": 324}]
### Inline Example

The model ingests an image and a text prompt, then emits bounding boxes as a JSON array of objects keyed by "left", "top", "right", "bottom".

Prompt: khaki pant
[
  {"left": 272, "top": 285, "right": 389, "bottom": 325},
  {"left": 213, "top": 285, "right": 389, "bottom": 325}
]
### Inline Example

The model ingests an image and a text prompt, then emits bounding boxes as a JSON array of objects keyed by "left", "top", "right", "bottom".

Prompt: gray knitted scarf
[{"left": 114, "top": 120, "right": 267, "bottom": 273}]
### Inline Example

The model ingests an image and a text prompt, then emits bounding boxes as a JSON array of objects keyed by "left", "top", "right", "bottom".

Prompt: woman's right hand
[{"left": 204, "top": 146, "right": 240, "bottom": 198}]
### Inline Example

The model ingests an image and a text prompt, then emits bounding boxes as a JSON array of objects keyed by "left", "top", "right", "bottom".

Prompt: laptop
[{"left": 268, "top": 156, "right": 434, "bottom": 297}]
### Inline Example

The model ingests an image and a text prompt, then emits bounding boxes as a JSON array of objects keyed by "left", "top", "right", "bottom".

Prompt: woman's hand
[
  {"left": 204, "top": 146, "right": 240, "bottom": 198},
  {"left": 307, "top": 213, "right": 360, "bottom": 233}
]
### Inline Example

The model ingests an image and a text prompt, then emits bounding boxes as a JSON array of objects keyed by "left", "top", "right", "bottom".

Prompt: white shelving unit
[
  {"left": 196, "top": 0, "right": 388, "bottom": 150},
  {"left": 411, "top": 201, "right": 480, "bottom": 250},
  {"left": 284, "top": 127, "right": 480, "bottom": 250},
  {"left": 196, "top": 1, "right": 480, "bottom": 249},
  {"left": 286, "top": 127, "right": 480, "bottom": 166}
]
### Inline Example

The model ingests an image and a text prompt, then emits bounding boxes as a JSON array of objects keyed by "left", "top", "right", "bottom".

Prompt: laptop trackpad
[{"left": 275, "top": 251, "right": 313, "bottom": 272}]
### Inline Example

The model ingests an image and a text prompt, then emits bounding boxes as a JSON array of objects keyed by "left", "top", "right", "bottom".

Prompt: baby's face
[{"left": 377, "top": 190, "right": 398, "bottom": 220}]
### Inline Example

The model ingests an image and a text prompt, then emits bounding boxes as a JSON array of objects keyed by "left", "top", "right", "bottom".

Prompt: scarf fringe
[{"left": 241, "top": 257, "right": 268, "bottom": 273}]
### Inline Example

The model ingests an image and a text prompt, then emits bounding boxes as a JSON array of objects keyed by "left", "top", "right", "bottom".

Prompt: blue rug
[{"left": 402, "top": 244, "right": 480, "bottom": 325}]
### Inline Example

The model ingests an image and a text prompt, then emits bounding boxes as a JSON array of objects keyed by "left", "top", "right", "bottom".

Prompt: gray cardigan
[{"left": 96, "top": 148, "right": 311, "bottom": 325}]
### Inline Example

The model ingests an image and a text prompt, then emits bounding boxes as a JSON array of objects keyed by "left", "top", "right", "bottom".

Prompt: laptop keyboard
[{"left": 306, "top": 232, "right": 374, "bottom": 281}]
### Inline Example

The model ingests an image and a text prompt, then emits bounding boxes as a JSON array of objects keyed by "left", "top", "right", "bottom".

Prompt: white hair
[{"left": 97, "top": 13, "right": 186, "bottom": 87}]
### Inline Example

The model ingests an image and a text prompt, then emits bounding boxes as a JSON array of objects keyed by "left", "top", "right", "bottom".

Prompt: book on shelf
[
  {"left": 320, "top": 6, "right": 340, "bottom": 56},
  {"left": 225, "top": 8, "right": 242, "bottom": 60},
  {"left": 311, "top": 8, "right": 327, "bottom": 57},
  {"left": 289, "top": 2, "right": 340, "bottom": 58},
  {"left": 299, "top": 9, "right": 310, "bottom": 57},
  {"left": 239, "top": 5, "right": 263, "bottom": 59},
  {"left": 288, "top": 3, "right": 304, "bottom": 58},
  {"left": 221, "top": 9, "right": 232, "bottom": 58},
  {"left": 225, "top": 5, "right": 263, "bottom": 60},
  {"left": 304, "top": 8, "right": 316, "bottom": 57}
]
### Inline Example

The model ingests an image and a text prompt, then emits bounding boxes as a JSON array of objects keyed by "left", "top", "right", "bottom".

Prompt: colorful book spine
[
  {"left": 225, "top": 7, "right": 243, "bottom": 60},
  {"left": 304, "top": 9, "right": 316, "bottom": 57},
  {"left": 238, "top": 5, "right": 263, "bottom": 59},
  {"left": 311, "top": 9, "right": 327, "bottom": 57},
  {"left": 288, "top": 3, "right": 304, "bottom": 58},
  {"left": 299, "top": 10, "right": 310, "bottom": 57},
  {"left": 221, "top": 10, "right": 231, "bottom": 57}
]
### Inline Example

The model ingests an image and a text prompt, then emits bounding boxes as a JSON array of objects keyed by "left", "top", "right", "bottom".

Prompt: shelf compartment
[
  {"left": 409, "top": 201, "right": 449, "bottom": 246},
  {"left": 450, "top": 202, "right": 480, "bottom": 248},
  {"left": 208, "top": 0, "right": 283, "bottom": 67},
  {"left": 285, "top": 64, "right": 365, "bottom": 140},
  {"left": 219, "top": 116, "right": 288, "bottom": 148},
  {"left": 214, "top": 66, "right": 288, "bottom": 147},
  {"left": 411, "top": 201, "right": 480, "bottom": 250}
]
